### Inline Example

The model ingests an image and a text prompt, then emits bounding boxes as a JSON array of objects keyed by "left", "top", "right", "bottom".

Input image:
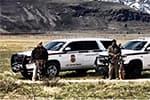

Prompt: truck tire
[
  {"left": 95, "top": 66, "right": 108, "bottom": 75},
  {"left": 95, "top": 66, "right": 109, "bottom": 79},
  {"left": 125, "top": 60, "right": 142, "bottom": 78},
  {"left": 46, "top": 62, "right": 60, "bottom": 77}
]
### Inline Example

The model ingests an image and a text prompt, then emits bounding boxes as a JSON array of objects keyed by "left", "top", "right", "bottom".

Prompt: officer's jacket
[
  {"left": 108, "top": 44, "right": 121, "bottom": 61},
  {"left": 31, "top": 46, "right": 48, "bottom": 60}
]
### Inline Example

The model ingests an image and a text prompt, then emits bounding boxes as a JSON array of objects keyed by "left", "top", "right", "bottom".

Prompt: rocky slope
[
  {"left": 0, "top": 0, "right": 150, "bottom": 33},
  {"left": 99, "top": 0, "right": 150, "bottom": 14}
]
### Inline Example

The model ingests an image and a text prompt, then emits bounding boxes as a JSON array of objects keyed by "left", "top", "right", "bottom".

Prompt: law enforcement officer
[
  {"left": 31, "top": 42, "right": 48, "bottom": 81},
  {"left": 108, "top": 39, "right": 121, "bottom": 80}
]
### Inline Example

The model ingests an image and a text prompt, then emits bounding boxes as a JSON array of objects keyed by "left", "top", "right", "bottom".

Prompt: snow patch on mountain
[{"left": 98, "top": 0, "right": 150, "bottom": 14}]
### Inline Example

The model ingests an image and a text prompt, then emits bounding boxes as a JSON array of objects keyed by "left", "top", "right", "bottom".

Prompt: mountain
[
  {"left": 99, "top": 0, "right": 150, "bottom": 14},
  {"left": 0, "top": 0, "right": 150, "bottom": 33}
]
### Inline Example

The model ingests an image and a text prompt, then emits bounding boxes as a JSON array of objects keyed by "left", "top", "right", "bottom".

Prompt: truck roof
[
  {"left": 51, "top": 38, "right": 113, "bottom": 42},
  {"left": 130, "top": 37, "right": 150, "bottom": 42}
]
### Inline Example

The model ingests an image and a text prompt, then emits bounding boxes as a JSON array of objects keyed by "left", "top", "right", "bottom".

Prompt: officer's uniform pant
[
  {"left": 109, "top": 62, "right": 119, "bottom": 79},
  {"left": 32, "top": 59, "right": 46, "bottom": 81}
]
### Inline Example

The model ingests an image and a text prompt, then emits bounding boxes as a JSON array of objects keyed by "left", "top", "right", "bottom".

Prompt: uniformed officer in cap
[
  {"left": 108, "top": 39, "right": 121, "bottom": 80},
  {"left": 31, "top": 42, "right": 48, "bottom": 81}
]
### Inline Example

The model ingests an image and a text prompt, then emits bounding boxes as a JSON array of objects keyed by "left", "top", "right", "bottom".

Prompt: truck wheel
[
  {"left": 125, "top": 61, "right": 142, "bottom": 78},
  {"left": 133, "top": 67, "right": 142, "bottom": 78},
  {"left": 95, "top": 66, "right": 108, "bottom": 76},
  {"left": 46, "top": 62, "right": 60, "bottom": 77}
]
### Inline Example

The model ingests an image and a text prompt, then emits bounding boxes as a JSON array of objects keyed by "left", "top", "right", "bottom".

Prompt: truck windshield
[
  {"left": 122, "top": 41, "right": 147, "bottom": 50},
  {"left": 101, "top": 41, "right": 113, "bottom": 49},
  {"left": 44, "top": 41, "right": 65, "bottom": 51}
]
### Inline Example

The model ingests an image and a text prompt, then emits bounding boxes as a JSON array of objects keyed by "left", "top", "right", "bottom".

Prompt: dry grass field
[{"left": 0, "top": 33, "right": 150, "bottom": 99}]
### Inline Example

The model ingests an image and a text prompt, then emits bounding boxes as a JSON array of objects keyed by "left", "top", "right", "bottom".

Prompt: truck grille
[{"left": 11, "top": 54, "right": 31, "bottom": 72}]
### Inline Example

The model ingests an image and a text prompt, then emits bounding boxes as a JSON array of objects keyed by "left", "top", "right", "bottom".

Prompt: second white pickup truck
[{"left": 96, "top": 37, "right": 150, "bottom": 78}]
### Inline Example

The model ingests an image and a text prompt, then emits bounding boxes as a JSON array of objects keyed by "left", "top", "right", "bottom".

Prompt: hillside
[
  {"left": 0, "top": 0, "right": 150, "bottom": 33},
  {"left": 99, "top": 0, "right": 150, "bottom": 14}
]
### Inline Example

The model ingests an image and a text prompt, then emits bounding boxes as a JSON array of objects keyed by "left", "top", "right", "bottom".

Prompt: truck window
[
  {"left": 146, "top": 44, "right": 150, "bottom": 51},
  {"left": 66, "top": 41, "right": 99, "bottom": 51},
  {"left": 123, "top": 41, "right": 147, "bottom": 50},
  {"left": 100, "top": 41, "right": 113, "bottom": 49},
  {"left": 44, "top": 41, "right": 65, "bottom": 51}
]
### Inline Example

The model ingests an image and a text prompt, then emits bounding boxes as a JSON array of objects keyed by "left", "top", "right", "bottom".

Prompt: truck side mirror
[{"left": 146, "top": 47, "right": 150, "bottom": 51}]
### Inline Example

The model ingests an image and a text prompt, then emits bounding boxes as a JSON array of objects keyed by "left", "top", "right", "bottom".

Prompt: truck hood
[
  {"left": 17, "top": 50, "right": 61, "bottom": 56},
  {"left": 99, "top": 49, "right": 144, "bottom": 56},
  {"left": 121, "top": 49, "right": 143, "bottom": 55}
]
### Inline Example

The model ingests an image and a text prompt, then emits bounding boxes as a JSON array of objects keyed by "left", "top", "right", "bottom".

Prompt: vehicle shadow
[
  {"left": 59, "top": 70, "right": 150, "bottom": 79},
  {"left": 18, "top": 70, "right": 150, "bottom": 80},
  {"left": 59, "top": 70, "right": 102, "bottom": 79}
]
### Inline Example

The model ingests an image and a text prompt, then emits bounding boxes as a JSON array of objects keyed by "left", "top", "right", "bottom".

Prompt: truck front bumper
[{"left": 11, "top": 54, "right": 31, "bottom": 72}]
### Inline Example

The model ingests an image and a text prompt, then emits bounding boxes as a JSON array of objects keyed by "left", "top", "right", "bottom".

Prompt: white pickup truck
[
  {"left": 96, "top": 37, "right": 150, "bottom": 78},
  {"left": 11, "top": 38, "right": 113, "bottom": 78}
]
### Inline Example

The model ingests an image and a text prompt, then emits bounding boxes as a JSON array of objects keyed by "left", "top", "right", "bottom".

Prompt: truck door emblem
[{"left": 70, "top": 55, "right": 76, "bottom": 63}]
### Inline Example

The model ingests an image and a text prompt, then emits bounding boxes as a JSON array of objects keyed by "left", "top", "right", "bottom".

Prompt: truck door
[
  {"left": 60, "top": 41, "right": 85, "bottom": 70},
  {"left": 80, "top": 41, "right": 100, "bottom": 68},
  {"left": 61, "top": 41, "right": 100, "bottom": 69}
]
